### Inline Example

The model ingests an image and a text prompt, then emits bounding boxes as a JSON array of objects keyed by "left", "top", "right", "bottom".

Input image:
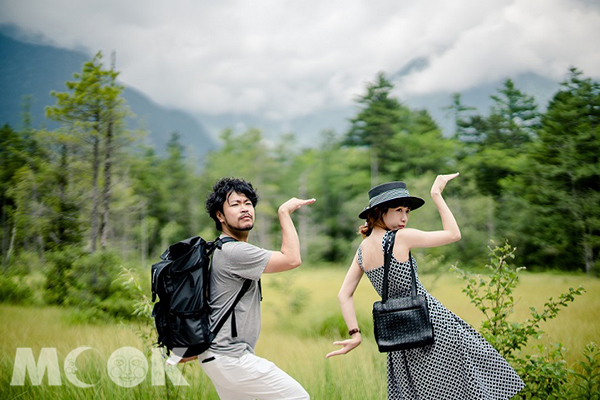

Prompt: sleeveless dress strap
[
  {"left": 382, "top": 230, "right": 395, "bottom": 254},
  {"left": 357, "top": 246, "right": 365, "bottom": 271}
]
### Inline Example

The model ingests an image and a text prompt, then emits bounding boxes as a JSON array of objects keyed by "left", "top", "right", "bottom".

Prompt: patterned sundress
[{"left": 358, "top": 231, "right": 525, "bottom": 399}]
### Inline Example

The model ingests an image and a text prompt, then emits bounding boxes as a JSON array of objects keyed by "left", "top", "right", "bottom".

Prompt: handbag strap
[{"left": 381, "top": 230, "right": 417, "bottom": 303}]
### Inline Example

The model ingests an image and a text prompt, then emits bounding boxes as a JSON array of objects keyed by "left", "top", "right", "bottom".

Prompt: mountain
[
  {"left": 387, "top": 56, "right": 561, "bottom": 135},
  {"left": 193, "top": 71, "right": 561, "bottom": 147},
  {"left": 403, "top": 72, "right": 560, "bottom": 135},
  {"left": 1, "top": 29, "right": 562, "bottom": 152},
  {"left": 0, "top": 31, "right": 216, "bottom": 157}
]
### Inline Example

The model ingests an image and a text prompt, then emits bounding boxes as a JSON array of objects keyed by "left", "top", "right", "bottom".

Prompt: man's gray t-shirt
[{"left": 208, "top": 237, "right": 271, "bottom": 357}]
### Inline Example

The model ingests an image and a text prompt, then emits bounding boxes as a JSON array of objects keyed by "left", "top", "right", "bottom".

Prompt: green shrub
[
  {"left": 70, "top": 249, "right": 122, "bottom": 301},
  {"left": 44, "top": 248, "right": 139, "bottom": 321},
  {"left": 516, "top": 343, "right": 569, "bottom": 399},
  {"left": 6, "top": 251, "right": 44, "bottom": 276},
  {"left": 566, "top": 342, "right": 600, "bottom": 400},
  {"left": 0, "top": 274, "right": 33, "bottom": 304},
  {"left": 44, "top": 248, "right": 83, "bottom": 305},
  {"left": 452, "top": 241, "right": 588, "bottom": 398},
  {"left": 69, "top": 250, "right": 142, "bottom": 321}
]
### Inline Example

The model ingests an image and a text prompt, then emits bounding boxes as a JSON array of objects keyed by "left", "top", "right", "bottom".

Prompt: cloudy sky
[{"left": 1, "top": 0, "right": 600, "bottom": 131}]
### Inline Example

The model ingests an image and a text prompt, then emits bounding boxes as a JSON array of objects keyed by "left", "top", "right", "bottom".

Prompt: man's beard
[
  {"left": 234, "top": 222, "right": 254, "bottom": 232},
  {"left": 224, "top": 215, "right": 254, "bottom": 232}
]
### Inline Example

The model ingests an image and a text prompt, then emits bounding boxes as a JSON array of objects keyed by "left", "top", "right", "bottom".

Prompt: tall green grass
[{"left": 1, "top": 268, "right": 598, "bottom": 399}]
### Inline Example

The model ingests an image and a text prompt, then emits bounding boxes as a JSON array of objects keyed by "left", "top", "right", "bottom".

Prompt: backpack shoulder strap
[
  {"left": 211, "top": 279, "right": 252, "bottom": 338},
  {"left": 217, "top": 236, "right": 262, "bottom": 301},
  {"left": 217, "top": 236, "right": 237, "bottom": 248},
  {"left": 210, "top": 235, "right": 264, "bottom": 338}
]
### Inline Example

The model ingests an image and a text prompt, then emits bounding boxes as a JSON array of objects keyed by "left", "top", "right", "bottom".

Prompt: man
[{"left": 199, "top": 177, "right": 314, "bottom": 399}]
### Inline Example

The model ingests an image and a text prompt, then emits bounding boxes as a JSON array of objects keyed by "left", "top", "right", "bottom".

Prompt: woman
[{"left": 326, "top": 173, "right": 524, "bottom": 399}]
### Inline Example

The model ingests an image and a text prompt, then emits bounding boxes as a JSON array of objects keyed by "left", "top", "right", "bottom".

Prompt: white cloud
[
  {"left": 1, "top": 0, "right": 599, "bottom": 121},
  {"left": 398, "top": 0, "right": 600, "bottom": 94}
]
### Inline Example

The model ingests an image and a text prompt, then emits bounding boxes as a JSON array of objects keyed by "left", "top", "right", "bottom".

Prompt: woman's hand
[
  {"left": 431, "top": 172, "right": 460, "bottom": 196},
  {"left": 325, "top": 336, "right": 361, "bottom": 358}
]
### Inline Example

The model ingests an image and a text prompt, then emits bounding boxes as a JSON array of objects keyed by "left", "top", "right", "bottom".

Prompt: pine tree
[
  {"left": 46, "top": 51, "right": 124, "bottom": 252},
  {"left": 345, "top": 72, "right": 410, "bottom": 184},
  {"left": 458, "top": 79, "right": 541, "bottom": 197},
  {"left": 523, "top": 68, "right": 600, "bottom": 274},
  {"left": 0, "top": 123, "right": 45, "bottom": 264},
  {"left": 487, "top": 78, "right": 540, "bottom": 148},
  {"left": 444, "top": 92, "right": 479, "bottom": 143}
]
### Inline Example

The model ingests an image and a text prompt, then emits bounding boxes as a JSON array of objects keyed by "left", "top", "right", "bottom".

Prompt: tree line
[{"left": 1, "top": 52, "right": 599, "bottom": 309}]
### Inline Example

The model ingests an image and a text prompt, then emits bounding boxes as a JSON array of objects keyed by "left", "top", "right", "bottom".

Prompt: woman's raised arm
[{"left": 399, "top": 173, "right": 461, "bottom": 249}]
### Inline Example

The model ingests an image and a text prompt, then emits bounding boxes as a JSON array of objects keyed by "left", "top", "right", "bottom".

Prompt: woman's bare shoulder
[{"left": 395, "top": 227, "right": 421, "bottom": 238}]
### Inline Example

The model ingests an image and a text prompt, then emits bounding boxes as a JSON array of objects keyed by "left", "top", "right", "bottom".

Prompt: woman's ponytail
[
  {"left": 359, "top": 223, "right": 372, "bottom": 238},
  {"left": 358, "top": 206, "right": 388, "bottom": 238}
]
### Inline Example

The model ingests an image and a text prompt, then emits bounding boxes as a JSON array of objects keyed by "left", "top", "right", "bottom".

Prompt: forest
[{"left": 2, "top": 52, "right": 599, "bottom": 280}]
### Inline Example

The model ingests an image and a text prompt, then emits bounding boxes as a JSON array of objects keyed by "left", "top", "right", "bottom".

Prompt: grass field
[{"left": 1, "top": 267, "right": 598, "bottom": 399}]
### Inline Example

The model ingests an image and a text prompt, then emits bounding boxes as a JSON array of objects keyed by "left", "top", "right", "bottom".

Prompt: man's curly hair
[{"left": 205, "top": 178, "right": 260, "bottom": 231}]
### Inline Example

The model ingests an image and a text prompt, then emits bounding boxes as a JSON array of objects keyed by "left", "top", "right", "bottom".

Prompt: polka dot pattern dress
[{"left": 358, "top": 231, "right": 525, "bottom": 400}]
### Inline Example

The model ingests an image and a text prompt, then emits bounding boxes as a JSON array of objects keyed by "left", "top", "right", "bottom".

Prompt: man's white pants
[{"left": 199, "top": 351, "right": 310, "bottom": 400}]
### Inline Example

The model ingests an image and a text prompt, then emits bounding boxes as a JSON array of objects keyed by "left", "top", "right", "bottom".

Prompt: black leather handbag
[{"left": 372, "top": 231, "right": 435, "bottom": 352}]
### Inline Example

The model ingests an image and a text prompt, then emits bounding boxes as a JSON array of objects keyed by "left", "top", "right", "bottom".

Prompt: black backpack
[{"left": 151, "top": 235, "right": 251, "bottom": 358}]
